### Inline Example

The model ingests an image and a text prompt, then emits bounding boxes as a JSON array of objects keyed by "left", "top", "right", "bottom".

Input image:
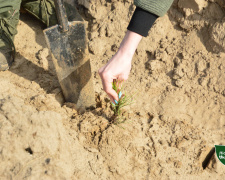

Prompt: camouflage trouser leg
[
  {"left": 0, "top": 0, "right": 78, "bottom": 70},
  {"left": 21, "top": 0, "right": 79, "bottom": 27},
  {"left": 0, "top": 0, "right": 58, "bottom": 42},
  {"left": 21, "top": 0, "right": 57, "bottom": 27},
  {"left": 0, "top": 0, "right": 21, "bottom": 45},
  {"left": 0, "top": 0, "right": 57, "bottom": 48},
  {"left": 0, "top": 0, "right": 78, "bottom": 42},
  {"left": 0, "top": 0, "right": 21, "bottom": 70}
]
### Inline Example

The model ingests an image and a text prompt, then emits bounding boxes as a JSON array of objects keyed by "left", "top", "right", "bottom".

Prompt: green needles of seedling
[{"left": 111, "top": 80, "right": 134, "bottom": 124}]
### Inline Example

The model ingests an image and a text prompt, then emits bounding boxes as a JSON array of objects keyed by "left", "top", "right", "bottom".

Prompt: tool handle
[{"left": 54, "top": 0, "right": 69, "bottom": 32}]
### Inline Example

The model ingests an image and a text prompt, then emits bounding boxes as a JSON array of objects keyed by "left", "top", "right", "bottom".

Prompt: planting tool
[{"left": 44, "top": 0, "right": 95, "bottom": 110}]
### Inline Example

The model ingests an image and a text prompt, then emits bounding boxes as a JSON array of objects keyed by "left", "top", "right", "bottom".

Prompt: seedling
[{"left": 111, "top": 80, "right": 134, "bottom": 125}]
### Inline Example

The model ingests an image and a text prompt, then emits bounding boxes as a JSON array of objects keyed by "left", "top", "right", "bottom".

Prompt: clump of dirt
[
  {"left": 169, "top": 0, "right": 225, "bottom": 53},
  {"left": 0, "top": 0, "right": 224, "bottom": 179}
]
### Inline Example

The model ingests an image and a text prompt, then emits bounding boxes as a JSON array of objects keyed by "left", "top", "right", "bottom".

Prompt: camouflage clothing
[
  {"left": 21, "top": 0, "right": 57, "bottom": 27},
  {"left": 0, "top": 0, "right": 57, "bottom": 70}
]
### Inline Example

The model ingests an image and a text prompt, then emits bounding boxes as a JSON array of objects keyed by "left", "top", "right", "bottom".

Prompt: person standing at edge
[{"left": 99, "top": 0, "right": 174, "bottom": 103}]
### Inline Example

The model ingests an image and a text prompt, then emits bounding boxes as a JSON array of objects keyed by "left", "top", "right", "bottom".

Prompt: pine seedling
[{"left": 111, "top": 80, "right": 134, "bottom": 125}]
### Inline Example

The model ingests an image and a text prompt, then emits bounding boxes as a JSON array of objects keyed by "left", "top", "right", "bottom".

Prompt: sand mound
[{"left": 0, "top": 0, "right": 224, "bottom": 179}]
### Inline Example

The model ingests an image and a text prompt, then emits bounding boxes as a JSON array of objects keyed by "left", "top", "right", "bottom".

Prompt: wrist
[
  {"left": 118, "top": 30, "right": 142, "bottom": 58},
  {"left": 117, "top": 46, "right": 134, "bottom": 60},
  {"left": 115, "top": 47, "right": 133, "bottom": 63}
]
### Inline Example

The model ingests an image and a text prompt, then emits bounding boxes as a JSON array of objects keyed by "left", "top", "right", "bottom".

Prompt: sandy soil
[{"left": 0, "top": 0, "right": 225, "bottom": 179}]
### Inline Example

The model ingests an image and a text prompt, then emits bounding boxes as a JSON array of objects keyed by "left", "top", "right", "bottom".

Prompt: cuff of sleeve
[{"left": 127, "top": 7, "right": 158, "bottom": 37}]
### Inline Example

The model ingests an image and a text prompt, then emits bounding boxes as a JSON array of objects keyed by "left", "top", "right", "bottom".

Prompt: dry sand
[{"left": 0, "top": 0, "right": 225, "bottom": 179}]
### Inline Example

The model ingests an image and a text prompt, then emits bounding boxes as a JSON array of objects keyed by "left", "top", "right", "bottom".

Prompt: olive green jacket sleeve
[{"left": 134, "top": 0, "right": 174, "bottom": 17}]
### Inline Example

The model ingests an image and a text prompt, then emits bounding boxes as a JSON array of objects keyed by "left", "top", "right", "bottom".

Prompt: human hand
[
  {"left": 98, "top": 51, "right": 132, "bottom": 102},
  {"left": 98, "top": 30, "right": 142, "bottom": 103}
]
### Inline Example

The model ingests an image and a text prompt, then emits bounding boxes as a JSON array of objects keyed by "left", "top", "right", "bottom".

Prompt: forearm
[
  {"left": 99, "top": 1, "right": 174, "bottom": 102},
  {"left": 118, "top": 30, "right": 142, "bottom": 59}
]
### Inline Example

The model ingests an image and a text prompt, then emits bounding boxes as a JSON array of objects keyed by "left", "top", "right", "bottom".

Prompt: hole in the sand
[
  {"left": 45, "top": 158, "right": 50, "bottom": 164},
  {"left": 202, "top": 147, "right": 215, "bottom": 170},
  {"left": 147, "top": 113, "right": 154, "bottom": 123},
  {"left": 86, "top": 105, "right": 95, "bottom": 111},
  {"left": 25, "top": 147, "right": 33, "bottom": 155}
]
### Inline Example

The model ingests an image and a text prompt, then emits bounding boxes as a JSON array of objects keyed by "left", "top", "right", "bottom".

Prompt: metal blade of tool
[{"left": 43, "top": 0, "right": 95, "bottom": 110}]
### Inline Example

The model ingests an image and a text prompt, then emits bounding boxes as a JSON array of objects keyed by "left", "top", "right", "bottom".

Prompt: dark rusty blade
[{"left": 43, "top": 21, "right": 95, "bottom": 110}]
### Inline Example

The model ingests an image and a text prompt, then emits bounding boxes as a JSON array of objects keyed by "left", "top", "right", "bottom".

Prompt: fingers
[
  {"left": 98, "top": 57, "right": 130, "bottom": 102},
  {"left": 103, "top": 78, "right": 119, "bottom": 102},
  {"left": 118, "top": 74, "right": 129, "bottom": 81},
  {"left": 105, "top": 87, "right": 119, "bottom": 102},
  {"left": 108, "top": 94, "right": 115, "bottom": 103},
  {"left": 114, "top": 79, "right": 123, "bottom": 93},
  {"left": 99, "top": 71, "right": 119, "bottom": 102},
  {"left": 117, "top": 74, "right": 128, "bottom": 90}
]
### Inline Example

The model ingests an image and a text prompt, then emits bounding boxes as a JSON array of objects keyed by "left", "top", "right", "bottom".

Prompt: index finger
[{"left": 102, "top": 77, "right": 119, "bottom": 102}]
